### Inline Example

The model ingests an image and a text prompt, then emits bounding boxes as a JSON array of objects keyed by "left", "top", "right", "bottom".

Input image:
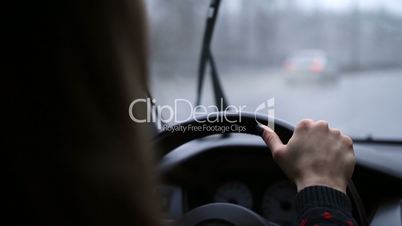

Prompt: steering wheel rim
[
  {"left": 154, "top": 112, "right": 368, "bottom": 226},
  {"left": 154, "top": 112, "right": 294, "bottom": 159},
  {"left": 178, "top": 203, "right": 268, "bottom": 226}
]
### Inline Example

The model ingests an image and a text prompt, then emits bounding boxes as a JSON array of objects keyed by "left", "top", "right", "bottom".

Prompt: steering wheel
[{"left": 154, "top": 112, "right": 368, "bottom": 226}]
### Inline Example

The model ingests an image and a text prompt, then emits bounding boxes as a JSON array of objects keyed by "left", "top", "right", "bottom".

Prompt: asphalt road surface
[{"left": 150, "top": 67, "right": 402, "bottom": 140}]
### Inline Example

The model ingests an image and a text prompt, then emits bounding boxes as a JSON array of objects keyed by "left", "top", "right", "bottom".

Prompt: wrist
[{"left": 295, "top": 176, "right": 347, "bottom": 194}]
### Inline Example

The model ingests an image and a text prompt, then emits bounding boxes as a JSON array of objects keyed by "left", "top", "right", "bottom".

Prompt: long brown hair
[{"left": 7, "top": 0, "right": 160, "bottom": 225}]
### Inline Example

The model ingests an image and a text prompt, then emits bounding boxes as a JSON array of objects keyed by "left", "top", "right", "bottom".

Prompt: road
[{"left": 150, "top": 67, "right": 402, "bottom": 139}]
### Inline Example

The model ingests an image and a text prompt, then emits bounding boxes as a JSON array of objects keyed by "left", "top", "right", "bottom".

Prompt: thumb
[{"left": 259, "top": 124, "right": 285, "bottom": 154}]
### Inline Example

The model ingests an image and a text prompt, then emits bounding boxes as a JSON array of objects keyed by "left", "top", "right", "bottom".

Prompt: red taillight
[{"left": 310, "top": 59, "right": 324, "bottom": 73}]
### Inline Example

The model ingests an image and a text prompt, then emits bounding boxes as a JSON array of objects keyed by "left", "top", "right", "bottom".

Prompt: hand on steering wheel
[
  {"left": 156, "top": 112, "right": 367, "bottom": 226},
  {"left": 260, "top": 119, "right": 356, "bottom": 194}
]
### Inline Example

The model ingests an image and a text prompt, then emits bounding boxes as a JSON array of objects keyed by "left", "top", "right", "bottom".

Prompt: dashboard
[{"left": 157, "top": 134, "right": 402, "bottom": 226}]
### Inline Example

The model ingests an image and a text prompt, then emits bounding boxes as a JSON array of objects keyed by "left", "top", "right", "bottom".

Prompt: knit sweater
[{"left": 295, "top": 186, "right": 358, "bottom": 226}]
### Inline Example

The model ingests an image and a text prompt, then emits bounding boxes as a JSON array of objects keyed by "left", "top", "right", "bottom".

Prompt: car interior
[{"left": 8, "top": 0, "right": 401, "bottom": 226}]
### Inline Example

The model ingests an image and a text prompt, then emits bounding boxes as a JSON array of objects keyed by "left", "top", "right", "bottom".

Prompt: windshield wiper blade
[
  {"left": 196, "top": 0, "right": 228, "bottom": 110},
  {"left": 208, "top": 51, "right": 228, "bottom": 108}
]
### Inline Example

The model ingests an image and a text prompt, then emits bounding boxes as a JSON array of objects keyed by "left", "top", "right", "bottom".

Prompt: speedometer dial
[
  {"left": 261, "top": 181, "right": 297, "bottom": 226},
  {"left": 213, "top": 181, "right": 253, "bottom": 209}
]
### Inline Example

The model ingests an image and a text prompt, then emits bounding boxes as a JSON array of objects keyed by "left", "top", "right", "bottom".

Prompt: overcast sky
[
  {"left": 221, "top": 0, "right": 402, "bottom": 16},
  {"left": 296, "top": 0, "right": 402, "bottom": 14}
]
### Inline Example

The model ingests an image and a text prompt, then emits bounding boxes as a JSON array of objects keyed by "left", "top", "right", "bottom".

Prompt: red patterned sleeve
[{"left": 295, "top": 186, "right": 359, "bottom": 226}]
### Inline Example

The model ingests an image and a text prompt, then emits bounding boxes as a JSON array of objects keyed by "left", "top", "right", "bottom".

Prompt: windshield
[{"left": 145, "top": 0, "right": 402, "bottom": 140}]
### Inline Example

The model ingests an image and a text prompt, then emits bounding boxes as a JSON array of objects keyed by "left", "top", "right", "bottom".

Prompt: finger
[
  {"left": 316, "top": 120, "right": 329, "bottom": 130},
  {"left": 259, "top": 124, "right": 285, "bottom": 154},
  {"left": 342, "top": 135, "right": 354, "bottom": 148},
  {"left": 295, "top": 119, "right": 314, "bottom": 131},
  {"left": 330, "top": 128, "right": 341, "bottom": 136}
]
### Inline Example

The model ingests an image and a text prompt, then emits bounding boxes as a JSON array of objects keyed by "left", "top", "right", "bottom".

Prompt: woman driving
[{"left": 7, "top": 0, "right": 358, "bottom": 225}]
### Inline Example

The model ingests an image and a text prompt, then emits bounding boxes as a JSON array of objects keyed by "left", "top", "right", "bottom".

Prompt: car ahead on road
[{"left": 283, "top": 50, "right": 338, "bottom": 82}]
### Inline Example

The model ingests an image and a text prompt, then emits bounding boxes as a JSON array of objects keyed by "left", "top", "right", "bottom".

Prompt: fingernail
[
  {"left": 255, "top": 124, "right": 264, "bottom": 136},
  {"left": 257, "top": 124, "right": 274, "bottom": 136}
]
